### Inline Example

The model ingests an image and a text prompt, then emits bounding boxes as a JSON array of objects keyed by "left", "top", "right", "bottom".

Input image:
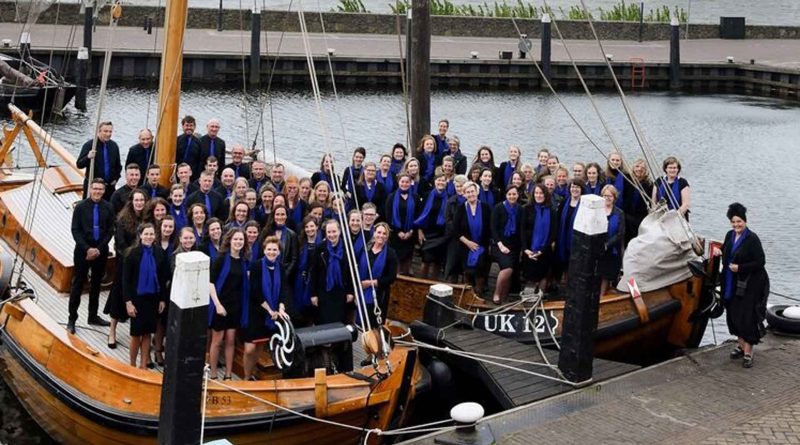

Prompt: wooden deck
[{"left": 435, "top": 326, "right": 638, "bottom": 409}]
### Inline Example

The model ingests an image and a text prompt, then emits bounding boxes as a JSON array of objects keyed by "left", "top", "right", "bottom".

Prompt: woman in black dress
[
  {"left": 490, "top": 186, "right": 521, "bottom": 304},
  {"left": 260, "top": 205, "right": 298, "bottom": 278},
  {"left": 358, "top": 222, "right": 398, "bottom": 327},
  {"left": 105, "top": 188, "right": 146, "bottom": 349},
  {"left": 599, "top": 185, "right": 625, "bottom": 295},
  {"left": 386, "top": 174, "right": 418, "bottom": 275},
  {"left": 414, "top": 173, "right": 449, "bottom": 280},
  {"left": 455, "top": 181, "right": 492, "bottom": 297},
  {"left": 416, "top": 135, "right": 438, "bottom": 190},
  {"left": 355, "top": 161, "right": 386, "bottom": 210},
  {"left": 521, "top": 184, "right": 557, "bottom": 295},
  {"left": 341, "top": 146, "right": 366, "bottom": 202},
  {"left": 312, "top": 219, "right": 354, "bottom": 325},
  {"left": 123, "top": 223, "right": 169, "bottom": 369},
  {"left": 208, "top": 228, "right": 250, "bottom": 380},
  {"left": 623, "top": 159, "right": 654, "bottom": 243},
  {"left": 477, "top": 168, "right": 498, "bottom": 208},
  {"left": 153, "top": 215, "right": 176, "bottom": 365},
  {"left": 555, "top": 179, "right": 584, "bottom": 284},
  {"left": 293, "top": 216, "right": 321, "bottom": 327},
  {"left": 244, "top": 235, "right": 290, "bottom": 380},
  {"left": 721, "top": 203, "right": 769, "bottom": 368},
  {"left": 443, "top": 175, "right": 468, "bottom": 283},
  {"left": 652, "top": 156, "right": 690, "bottom": 219}
]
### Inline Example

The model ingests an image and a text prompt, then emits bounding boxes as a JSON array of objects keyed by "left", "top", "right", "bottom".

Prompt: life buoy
[{"left": 766, "top": 305, "right": 800, "bottom": 334}]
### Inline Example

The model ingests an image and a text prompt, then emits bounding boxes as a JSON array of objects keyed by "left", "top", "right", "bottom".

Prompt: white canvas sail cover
[{"left": 616, "top": 208, "right": 700, "bottom": 293}]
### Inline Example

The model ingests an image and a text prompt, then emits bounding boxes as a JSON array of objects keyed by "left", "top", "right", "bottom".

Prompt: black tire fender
[{"left": 766, "top": 305, "right": 800, "bottom": 333}]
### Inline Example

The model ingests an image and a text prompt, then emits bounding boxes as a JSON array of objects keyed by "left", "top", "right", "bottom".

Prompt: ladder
[{"left": 630, "top": 57, "right": 646, "bottom": 88}]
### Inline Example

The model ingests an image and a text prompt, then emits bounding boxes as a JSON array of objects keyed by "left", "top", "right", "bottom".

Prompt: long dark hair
[
  {"left": 118, "top": 189, "right": 147, "bottom": 234},
  {"left": 220, "top": 227, "right": 250, "bottom": 260}
]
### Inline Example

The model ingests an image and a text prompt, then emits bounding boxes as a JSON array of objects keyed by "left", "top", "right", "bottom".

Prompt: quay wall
[
  {"left": 11, "top": 48, "right": 800, "bottom": 101},
  {"left": 3, "top": 3, "right": 800, "bottom": 41}
]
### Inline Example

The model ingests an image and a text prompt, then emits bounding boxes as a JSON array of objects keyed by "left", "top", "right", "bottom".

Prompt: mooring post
[
  {"left": 669, "top": 16, "right": 681, "bottom": 90},
  {"left": 18, "top": 32, "right": 31, "bottom": 64},
  {"left": 410, "top": 0, "right": 430, "bottom": 145},
  {"left": 557, "top": 195, "right": 607, "bottom": 384},
  {"left": 540, "top": 13, "right": 552, "bottom": 82},
  {"left": 75, "top": 47, "right": 88, "bottom": 111},
  {"left": 405, "top": 9, "right": 412, "bottom": 91},
  {"left": 423, "top": 284, "right": 456, "bottom": 328},
  {"left": 83, "top": 4, "right": 93, "bottom": 81},
  {"left": 217, "top": 0, "right": 224, "bottom": 32},
  {"left": 249, "top": 5, "right": 261, "bottom": 86},
  {"left": 158, "top": 252, "right": 210, "bottom": 445},
  {"left": 638, "top": 2, "right": 644, "bottom": 42}
]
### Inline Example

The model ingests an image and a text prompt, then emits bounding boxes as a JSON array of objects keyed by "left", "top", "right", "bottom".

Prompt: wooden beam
[
  {"left": 7, "top": 104, "right": 82, "bottom": 176},
  {"left": 409, "top": 0, "right": 431, "bottom": 148}
]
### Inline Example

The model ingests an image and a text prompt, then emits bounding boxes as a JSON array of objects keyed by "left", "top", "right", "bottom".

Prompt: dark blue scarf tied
[
  {"left": 608, "top": 170, "right": 625, "bottom": 207},
  {"left": 434, "top": 134, "right": 448, "bottom": 158},
  {"left": 293, "top": 242, "right": 315, "bottom": 310},
  {"left": 585, "top": 182, "right": 602, "bottom": 196},
  {"left": 414, "top": 189, "right": 446, "bottom": 229},
  {"left": 210, "top": 253, "right": 250, "bottom": 327},
  {"left": 531, "top": 204, "right": 551, "bottom": 252},
  {"left": 479, "top": 188, "right": 495, "bottom": 207},
  {"left": 390, "top": 159, "right": 405, "bottom": 176},
  {"left": 325, "top": 241, "right": 344, "bottom": 292},
  {"left": 657, "top": 177, "right": 682, "bottom": 210},
  {"left": 317, "top": 170, "right": 332, "bottom": 188},
  {"left": 723, "top": 229, "right": 749, "bottom": 300},
  {"left": 607, "top": 211, "right": 621, "bottom": 256},
  {"left": 391, "top": 190, "right": 416, "bottom": 231},
  {"left": 170, "top": 203, "right": 188, "bottom": 231},
  {"left": 555, "top": 184, "right": 570, "bottom": 200},
  {"left": 364, "top": 181, "right": 377, "bottom": 202},
  {"left": 503, "top": 162, "right": 516, "bottom": 188},
  {"left": 557, "top": 201, "right": 579, "bottom": 262},
  {"left": 358, "top": 246, "right": 388, "bottom": 305},
  {"left": 260, "top": 257, "right": 282, "bottom": 329},
  {"left": 422, "top": 153, "right": 435, "bottom": 182},
  {"left": 503, "top": 201, "right": 518, "bottom": 238},
  {"left": 136, "top": 246, "right": 159, "bottom": 296},
  {"left": 446, "top": 181, "right": 456, "bottom": 197},
  {"left": 466, "top": 203, "right": 484, "bottom": 268},
  {"left": 377, "top": 171, "right": 395, "bottom": 195}
]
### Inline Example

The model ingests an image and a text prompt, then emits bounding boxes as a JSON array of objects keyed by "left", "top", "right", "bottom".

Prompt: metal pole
[
  {"left": 409, "top": 0, "right": 430, "bottom": 146},
  {"left": 669, "top": 17, "right": 681, "bottom": 90},
  {"left": 638, "top": 2, "right": 644, "bottom": 42},
  {"left": 249, "top": 5, "right": 261, "bottom": 86},
  {"left": 540, "top": 13, "right": 552, "bottom": 82},
  {"left": 83, "top": 5, "right": 93, "bottom": 82},
  {"left": 405, "top": 9, "right": 412, "bottom": 92},
  {"left": 75, "top": 47, "right": 88, "bottom": 111},
  {"left": 217, "top": 0, "right": 224, "bottom": 32}
]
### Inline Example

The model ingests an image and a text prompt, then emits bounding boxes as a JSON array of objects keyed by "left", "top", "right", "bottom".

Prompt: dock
[{"left": 403, "top": 331, "right": 800, "bottom": 445}]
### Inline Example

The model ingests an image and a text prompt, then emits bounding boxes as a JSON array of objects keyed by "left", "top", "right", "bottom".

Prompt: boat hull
[{"left": 0, "top": 84, "right": 76, "bottom": 117}]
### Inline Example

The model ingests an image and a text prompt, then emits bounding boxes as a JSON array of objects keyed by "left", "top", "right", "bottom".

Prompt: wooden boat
[
  {"left": 0, "top": 53, "right": 76, "bottom": 117},
  {"left": 0, "top": 3, "right": 426, "bottom": 444}
]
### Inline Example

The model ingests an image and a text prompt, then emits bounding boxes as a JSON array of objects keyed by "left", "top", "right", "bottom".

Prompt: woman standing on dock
[
  {"left": 521, "top": 184, "right": 556, "bottom": 296},
  {"left": 105, "top": 189, "right": 147, "bottom": 349},
  {"left": 490, "top": 186, "right": 521, "bottom": 304},
  {"left": 312, "top": 219, "right": 354, "bottom": 325},
  {"left": 653, "top": 156, "right": 691, "bottom": 219},
  {"left": 414, "top": 173, "right": 449, "bottom": 280},
  {"left": 415, "top": 135, "right": 438, "bottom": 189},
  {"left": 721, "top": 203, "right": 769, "bottom": 369},
  {"left": 123, "top": 223, "right": 169, "bottom": 369},
  {"left": 455, "top": 181, "right": 492, "bottom": 297},
  {"left": 444, "top": 175, "right": 468, "bottom": 283},
  {"left": 209, "top": 228, "right": 250, "bottom": 380},
  {"left": 341, "top": 147, "right": 366, "bottom": 201},
  {"left": 386, "top": 174, "right": 418, "bottom": 275},
  {"left": 599, "top": 185, "right": 625, "bottom": 295}
]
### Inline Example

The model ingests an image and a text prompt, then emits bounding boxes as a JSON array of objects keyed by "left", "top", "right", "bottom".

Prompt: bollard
[
  {"left": 217, "top": 0, "right": 224, "bottom": 32},
  {"left": 540, "top": 13, "right": 552, "bottom": 82},
  {"left": 423, "top": 284, "right": 456, "bottom": 328},
  {"left": 669, "top": 16, "right": 681, "bottom": 90},
  {"left": 157, "top": 252, "right": 210, "bottom": 445},
  {"left": 249, "top": 5, "right": 261, "bottom": 86},
  {"left": 18, "top": 32, "right": 31, "bottom": 63},
  {"left": 434, "top": 402, "right": 494, "bottom": 445},
  {"left": 557, "top": 195, "right": 607, "bottom": 384},
  {"left": 75, "top": 47, "right": 88, "bottom": 111},
  {"left": 518, "top": 33, "right": 529, "bottom": 59},
  {"left": 638, "top": 2, "right": 644, "bottom": 42},
  {"left": 147, "top": 17, "right": 153, "bottom": 35}
]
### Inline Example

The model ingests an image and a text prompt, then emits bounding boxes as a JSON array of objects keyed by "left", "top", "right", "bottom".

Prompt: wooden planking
[{"left": 440, "top": 326, "right": 638, "bottom": 409}]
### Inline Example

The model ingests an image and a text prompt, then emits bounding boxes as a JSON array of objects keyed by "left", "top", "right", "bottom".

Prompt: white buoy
[{"left": 783, "top": 306, "right": 800, "bottom": 320}]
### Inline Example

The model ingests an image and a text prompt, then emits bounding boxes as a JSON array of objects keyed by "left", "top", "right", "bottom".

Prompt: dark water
[{"left": 2, "top": 85, "right": 799, "bottom": 442}]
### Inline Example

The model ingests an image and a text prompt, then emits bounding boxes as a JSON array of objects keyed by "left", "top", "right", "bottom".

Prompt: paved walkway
[
  {"left": 1, "top": 24, "right": 800, "bottom": 70},
  {"left": 403, "top": 332, "right": 800, "bottom": 444}
]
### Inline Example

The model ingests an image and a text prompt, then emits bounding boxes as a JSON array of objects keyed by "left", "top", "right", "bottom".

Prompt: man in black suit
[
  {"left": 68, "top": 179, "right": 115, "bottom": 334},
  {"left": 110, "top": 164, "right": 141, "bottom": 215},
  {"left": 224, "top": 144, "right": 251, "bottom": 180},
  {"left": 176, "top": 115, "right": 202, "bottom": 181},
  {"left": 187, "top": 169, "right": 225, "bottom": 219},
  {"left": 141, "top": 164, "right": 170, "bottom": 200},
  {"left": 124, "top": 128, "right": 155, "bottom": 186},
  {"left": 76, "top": 121, "right": 122, "bottom": 201},
  {"left": 199, "top": 118, "right": 226, "bottom": 171}
]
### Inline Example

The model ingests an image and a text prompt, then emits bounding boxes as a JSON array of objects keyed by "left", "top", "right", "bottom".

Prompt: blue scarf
[
  {"left": 457, "top": 195, "right": 466, "bottom": 206},
  {"left": 479, "top": 188, "right": 495, "bottom": 207},
  {"left": 325, "top": 240, "right": 344, "bottom": 292},
  {"left": 446, "top": 180, "right": 456, "bottom": 197},
  {"left": 531, "top": 203, "right": 551, "bottom": 252},
  {"left": 555, "top": 184, "right": 569, "bottom": 200},
  {"left": 210, "top": 253, "right": 250, "bottom": 327},
  {"left": 377, "top": 171, "right": 395, "bottom": 195},
  {"left": 414, "top": 189, "right": 446, "bottom": 229},
  {"left": 657, "top": 176, "right": 682, "bottom": 210},
  {"left": 293, "top": 241, "right": 315, "bottom": 310},
  {"left": 352, "top": 231, "right": 366, "bottom": 259},
  {"left": 422, "top": 152, "right": 435, "bottom": 182},
  {"left": 466, "top": 202, "right": 484, "bottom": 268},
  {"left": 433, "top": 134, "right": 448, "bottom": 158},
  {"left": 345, "top": 166, "right": 362, "bottom": 195},
  {"left": 503, "top": 201, "right": 518, "bottom": 238},
  {"left": 290, "top": 201, "right": 305, "bottom": 226},
  {"left": 609, "top": 170, "right": 625, "bottom": 207},
  {"left": 723, "top": 229, "right": 749, "bottom": 300},
  {"left": 260, "top": 257, "right": 282, "bottom": 329},
  {"left": 557, "top": 200, "right": 579, "bottom": 262},
  {"left": 390, "top": 159, "right": 404, "bottom": 176},
  {"left": 607, "top": 211, "right": 621, "bottom": 256},
  {"left": 207, "top": 241, "right": 218, "bottom": 263},
  {"left": 503, "top": 161, "right": 516, "bottom": 188},
  {"left": 410, "top": 181, "right": 419, "bottom": 197},
  {"left": 391, "top": 190, "right": 415, "bottom": 231},
  {"left": 358, "top": 245, "right": 388, "bottom": 305},
  {"left": 170, "top": 203, "right": 188, "bottom": 231},
  {"left": 363, "top": 181, "right": 377, "bottom": 202},
  {"left": 317, "top": 170, "right": 332, "bottom": 187},
  {"left": 136, "top": 246, "right": 159, "bottom": 295},
  {"left": 585, "top": 182, "right": 602, "bottom": 196}
]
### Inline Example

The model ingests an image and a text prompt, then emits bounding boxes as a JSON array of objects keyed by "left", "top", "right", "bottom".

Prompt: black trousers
[{"left": 69, "top": 249, "right": 108, "bottom": 322}]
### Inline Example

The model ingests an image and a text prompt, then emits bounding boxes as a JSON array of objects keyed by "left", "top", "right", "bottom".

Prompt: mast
[{"left": 155, "top": 0, "right": 189, "bottom": 188}]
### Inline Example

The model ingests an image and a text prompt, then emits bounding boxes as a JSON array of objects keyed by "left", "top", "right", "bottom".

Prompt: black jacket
[
  {"left": 77, "top": 138, "right": 122, "bottom": 186},
  {"left": 122, "top": 245, "right": 170, "bottom": 302},
  {"left": 520, "top": 203, "right": 557, "bottom": 253},
  {"left": 71, "top": 198, "right": 115, "bottom": 255},
  {"left": 490, "top": 201, "right": 521, "bottom": 251},
  {"left": 124, "top": 143, "right": 154, "bottom": 186},
  {"left": 199, "top": 135, "right": 226, "bottom": 170},
  {"left": 187, "top": 188, "right": 226, "bottom": 220},
  {"left": 176, "top": 134, "right": 202, "bottom": 180},
  {"left": 455, "top": 201, "right": 492, "bottom": 247}
]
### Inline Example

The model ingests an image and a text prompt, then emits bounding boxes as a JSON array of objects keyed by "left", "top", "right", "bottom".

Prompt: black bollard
[
  {"left": 217, "top": 0, "right": 224, "bottom": 32},
  {"left": 18, "top": 32, "right": 31, "bottom": 63},
  {"left": 669, "top": 16, "right": 681, "bottom": 90},
  {"left": 423, "top": 284, "right": 456, "bottom": 328},
  {"left": 638, "top": 2, "right": 644, "bottom": 42},
  {"left": 147, "top": 17, "right": 153, "bottom": 35},
  {"left": 557, "top": 195, "right": 607, "bottom": 384},
  {"left": 249, "top": 5, "right": 261, "bottom": 86},
  {"left": 540, "top": 13, "right": 552, "bottom": 82},
  {"left": 157, "top": 252, "right": 210, "bottom": 445},
  {"left": 75, "top": 47, "right": 88, "bottom": 111}
]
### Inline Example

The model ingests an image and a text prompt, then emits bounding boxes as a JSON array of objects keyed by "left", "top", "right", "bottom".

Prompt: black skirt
[
  {"left": 390, "top": 233, "right": 416, "bottom": 262},
  {"left": 421, "top": 234, "right": 449, "bottom": 264},
  {"left": 130, "top": 293, "right": 159, "bottom": 336},
  {"left": 491, "top": 244, "right": 519, "bottom": 271},
  {"left": 725, "top": 293, "right": 767, "bottom": 345},
  {"left": 103, "top": 262, "right": 129, "bottom": 322},
  {"left": 597, "top": 251, "right": 622, "bottom": 282},
  {"left": 522, "top": 249, "right": 552, "bottom": 282}
]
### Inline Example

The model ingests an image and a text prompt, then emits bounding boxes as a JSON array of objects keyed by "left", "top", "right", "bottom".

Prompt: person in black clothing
[
  {"left": 141, "top": 164, "right": 170, "bottom": 200},
  {"left": 721, "top": 203, "right": 769, "bottom": 369},
  {"left": 110, "top": 164, "right": 141, "bottom": 215},
  {"left": 76, "top": 121, "right": 122, "bottom": 201},
  {"left": 293, "top": 216, "right": 321, "bottom": 327},
  {"left": 358, "top": 222, "right": 398, "bottom": 327},
  {"left": 249, "top": 160, "right": 269, "bottom": 192},
  {"left": 496, "top": 145, "right": 522, "bottom": 191},
  {"left": 355, "top": 162, "right": 386, "bottom": 210},
  {"left": 455, "top": 181, "right": 492, "bottom": 297},
  {"left": 652, "top": 156, "right": 690, "bottom": 218},
  {"left": 432, "top": 119, "right": 450, "bottom": 160},
  {"left": 416, "top": 135, "right": 438, "bottom": 190},
  {"left": 224, "top": 144, "right": 251, "bottom": 180},
  {"left": 209, "top": 228, "right": 250, "bottom": 380},
  {"left": 386, "top": 174, "right": 419, "bottom": 275},
  {"left": 243, "top": 235, "right": 291, "bottom": 380},
  {"left": 413, "top": 173, "right": 448, "bottom": 280},
  {"left": 123, "top": 223, "right": 169, "bottom": 369},
  {"left": 311, "top": 219, "right": 354, "bottom": 325},
  {"left": 443, "top": 175, "right": 468, "bottom": 282},
  {"left": 259, "top": 206, "right": 298, "bottom": 277},
  {"left": 124, "top": 129, "right": 155, "bottom": 186},
  {"left": 555, "top": 180, "right": 584, "bottom": 284},
  {"left": 445, "top": 136, "right": 468, "bottom": 175},
  {"left": 521, "top": 184, "right": 557, "bottom": 295},
  {"left": 623, "top": 159, "right": 654, "bottom": 244},
  {"left": 599, "top": 185, "right": 625, "bottom": 296},
  {"left": 176, "top": 115, "right": 202, "bottom": 181},
  {"left": 187, "top": 170, "right": 225, "bottom": 219},
  {"left": 67, "top": 179, "right": 115, "bottom": 334},
  {"left": 490, "top": 186, "right": 521, "bottom": 304},
  {"left": 199, "top": 118, "right": 226, "bottom": 169},
  {"left": 341, "top": 147, "right": 366, "bottom": 201}
]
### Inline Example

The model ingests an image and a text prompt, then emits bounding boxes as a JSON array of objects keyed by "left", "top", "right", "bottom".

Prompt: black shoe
[
  {"left": 107, "top": 340, "right": 117, "bottom": 349},
  {"left": 730, "top": 346, "right": 744, "bottom": 359},
  {"left": 87, "top": 316, "right": 111, "bottom": 327},
  {"left": 742, "top": 354, "right": 753, "bottom": 368},
  {"left": 146, "top": 362, "right": 156, "bottom": 369},
  {"left": 66, "top": 321, "right": 76, "bottom": 335}
]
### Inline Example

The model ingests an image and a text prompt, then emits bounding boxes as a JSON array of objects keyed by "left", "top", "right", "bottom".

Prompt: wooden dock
[
  {"left": 413, "top": 323, "right": 637, "bottom": 410},
  {"left": 403, "top": 330, "right": 800, "bottom": 445}
]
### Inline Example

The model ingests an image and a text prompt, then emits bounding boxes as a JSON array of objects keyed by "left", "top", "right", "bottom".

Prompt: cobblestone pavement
[{"left": 404, "top": 332, "right": 800, "bottom": 445}]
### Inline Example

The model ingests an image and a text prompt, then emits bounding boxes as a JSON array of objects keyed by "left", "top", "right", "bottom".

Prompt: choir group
[{"left": 66, "top": 117, "right": 691, "bottom": 378}]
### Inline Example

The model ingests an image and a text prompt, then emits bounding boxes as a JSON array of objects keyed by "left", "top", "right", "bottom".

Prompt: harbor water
[{"left": 1, "top": 86, "right": 799, "bottom": 442}]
